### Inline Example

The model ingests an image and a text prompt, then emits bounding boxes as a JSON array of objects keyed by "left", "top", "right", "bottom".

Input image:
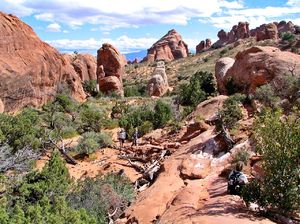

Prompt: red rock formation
[
  {"left": 215, "top": 57, "right": 235, "bottom": 94},
  {"left": 142, "top": 29, "right": 188, "bottom": 62},
  {"left": 147, "top": 61, "right": 169, "bottom": 97},
  {"left": 196, "top": 39, "right": 212, "bottom": 53},
  {"left": 212, "top": 22, "right": 250, "bottom": 48},
  {"left": 96, "top": 43, "right": 124, "bottom": 96},
  {"left": 0, "top": 12, "right": 85, "bottom": 112},
  {"left": 63, "top": 53, "right": 97, "bottom": 81},
  {"left": 0, "top": 98, "right": 4, "bottom": 113},
  {"left": 217, "top": 46, "right": 300, "bottom": 94},
  {"left": 256, "top": 23, "right": 278, "bottom": 41}
]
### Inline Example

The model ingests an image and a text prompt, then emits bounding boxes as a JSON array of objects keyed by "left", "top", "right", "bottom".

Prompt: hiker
[
  {"left": 118, "top": 129, "right": 126, "bottom": 148},
  {"left": 227, "top": 161, "right": 248, "bottom": 195},
  {"left": 132, "top": 128, "right": 139, "bottom": 146}
]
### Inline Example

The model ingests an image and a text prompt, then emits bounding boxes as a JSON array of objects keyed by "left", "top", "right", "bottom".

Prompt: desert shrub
[
  {"left": 231, "top": 147, "right": 250, "bottom": 166},
  {"left": 111, "top": 101, "right": 129, "bottom": 119},
  {"left": 0, "top": 108, "right": 44, "bottom": 152},
  {"left": 0, "top": 152, "right": 97, "bottom": 223},
  {"left": 224, "top": 76, "right": 244, "bottom": 95},
  {"left": 83, "top": 80, "right": 98, "bottom": 97},
  {"left": 178, "top": 71, "right": 216, "bottom": 107},
  {"left": 281, "top": 32, "right": 295, "bottom": 43},
  {"left": 102, "top": 119, "right": 119, "bottom": 130},
  {"left": 217, "top": 94, "right": 246, "bottom": 131},
  {"left": 77, "top": 104, "right": 104, "bottom": 133},
  {"left": 67, "top": 174, "right": 135, "bottom": 224},
  {"left": 54, "top": 94, "right": 78, "bottom": 113},
  {"left": 139, "top": 121, "right": 154, "bottom": 135},
  {"left": 153, "top": 100, "right": 172, "bottom": 129},
  {"left": 124, "top": 84, "right": 147, "bottom": 97},
  {"left": 242, "top": 109, "right": 300, "bottom": 214},
  {"left": 219, "top": 48, "right": 228, "bottom": 57},
  {"left": 76, "top": 132, "right": 112, "bottom": 155},
  {"left": 254, "top": 85, "right": 280, "bottom": 109}
]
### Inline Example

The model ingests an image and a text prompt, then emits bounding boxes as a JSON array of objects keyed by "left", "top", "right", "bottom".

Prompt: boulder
[
  {"left": 98, "top": 76, "right": 123, "bottom": 96},
  {"left": 180, "top": 121, "right": 210, "bottom": 142},
  {"left": 179, "top": 157, "right": 211, "bottom": 179},
  {"left": 147, "top": 61, "right": 169, "bottom": 97},
  {"left": 0, "top": 12, "right": 86, "bottom": 112},
  {"left": 96, "top": 43, "right": 124, "bottom": 96},
  {"left": 0, "top": 98, "right": 4, "bottom": 113},
  {"left": 64, "top": 54, "right": 97, "bottom": 81},
  {"left": 221, "top": 46, "right": 300, "bottom": 93},
  {"left": 142, "top": 29, "right": 188, "bottom": 62},
  {"left": 215, "top": 57, "right": 235, "bottom": 94}
]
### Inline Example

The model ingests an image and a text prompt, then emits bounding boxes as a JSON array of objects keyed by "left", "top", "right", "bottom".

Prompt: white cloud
[
  {"left": 34, "top": 13, "right": 54, "bottom": 21},
  {"left": 287, "top": 0, "right": 300, "bottom": 7},
  {"left": 0, "top": 0, "right": 244, "bottom": 30},
  {"left": 46, "top": 23, "right": 62, "bottom": 32},
  {"left": 46, "top": 35, "right": 158, "bottom": 54}
]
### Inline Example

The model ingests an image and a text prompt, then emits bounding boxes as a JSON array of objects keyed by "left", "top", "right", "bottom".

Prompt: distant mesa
[
  {"left": 0, "top": 12, "right": 87, "bottom": 112},
  {"left": 96, "top": 43, "right": 125, "bottom": 97},
  {"left": 142, "top": 29, "right": 189, "bottom": 62}
]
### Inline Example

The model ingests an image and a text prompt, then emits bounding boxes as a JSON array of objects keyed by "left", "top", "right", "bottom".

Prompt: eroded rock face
[
  {"left": 96, "top": 43, "right": 124, "bottom": 96},
  {"left": 196, "top": 39, "right": 212, "bottom": 53},
  {"left": 147, "top": 61, "right": 169, "bottom": 97},
  {"left": 215, "top": 57, "right": 235, "bottom": 94},
  {"left": 0, "top": 12, "right": 86, "bottom": 112},
  {"left": 220, "top": 46, "right": 300, "bottom": 94},
  {"left": 142, "top": 29, "right": 188, "bottom": 62},
  {"left": 212, "top": 22, "right": 250, "bottom": 48},
  {"left": 256, "top": 23, "right": 278, "bottom": 41},
  {"left": 0, "top": 98, "right": 4, "bottom": 113},
  {"left": 64, "top": 54, "right": 97, "bottom": 81}
]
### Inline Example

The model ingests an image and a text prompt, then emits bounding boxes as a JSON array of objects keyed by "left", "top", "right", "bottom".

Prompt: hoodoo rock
[
  {"left": 196, "top": 39, "right": 212, "bottom": 53},
  {"left": 0, "top": 12, "right": 86, "bottom": 112},
  {"left": 217, "top": 46, "right": 300, "bottom": 94},
  {"left": 212, "top": 22, "right": 250, "bottom": 48},
  {"left": 63, "top": 54, "right": 97, "bottom": 81},
  {"left": 96, "top": 43, "right": 124, "bottom": 96},
  {"left": 255, "top": 23, "right": 278, "bottom": 41},
  {"left": 142, "top": 29, "right": 188, "bottom": 62},
  {"left": 147, "top": 61, "right": 169, "bottom": 97}
]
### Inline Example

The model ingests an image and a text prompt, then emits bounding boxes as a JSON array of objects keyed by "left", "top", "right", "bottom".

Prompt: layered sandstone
[
  {"left": 142, "top": 29, "right": 188, "bottom": 62},
  {"left": 0, "top": 12, "right": 86, "bottom": 112}
]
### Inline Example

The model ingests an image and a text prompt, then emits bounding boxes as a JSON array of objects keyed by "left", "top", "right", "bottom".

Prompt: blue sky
[{"left": 1, "top": 0, "right": 300, "bottom": 56}]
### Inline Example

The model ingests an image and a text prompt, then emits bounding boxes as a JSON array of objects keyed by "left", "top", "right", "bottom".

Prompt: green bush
[
  {"left": 231, "top": 147, "right": 250, "bottom": 166},
  {"left": 254, "top": 84, "right": 280, "bottom": 109},
  {"left": 178, "top": 71, "right": 216, "bottom": 107},
  {"left": 124, "top": 85, "right": 147, "bottom": 97},
  {"left": 67, "top": 174, "right": 135, "bottom": 224},
  {"left": 76, "top": 132, "right": 112, "bottom": 155},
  {"left": 83, "top": 80, "right": 98, "bottom": 97},
  {"left": 54, "top": 94, "right": 78, "bottom": 113},
  {"left": 281, "top": 32, "right": 295, "bottom": 43},
  {"left": 78, "top": 104, "right": 104, "bottom": 133},
  {"left": 139, "top": 121, "right": 154, "bottom": 135},
  {"left": 0, "top": 151, "right": 97, "bottom": 223},
  {"left": 0, "top": 108, "right": 44, "bottom": 152},
  {"left": 219, "top": 48, "right": 228, "bottom": 57},
  {"left": 217, "top": 94, "right": 246, "bottom": 131},
  {"left": 242, "top": 109, "right": 300, "bottom": 214},
  {"left": 153, "top": 100, "right": 172, "bottom": 129}
]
